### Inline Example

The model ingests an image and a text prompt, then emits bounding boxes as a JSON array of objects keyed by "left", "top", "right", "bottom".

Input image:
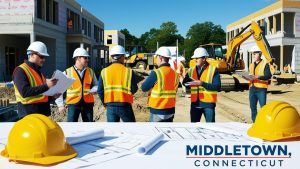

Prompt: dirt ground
[{"left": 1, "top": 71, "right": 300, "bottom": 123}]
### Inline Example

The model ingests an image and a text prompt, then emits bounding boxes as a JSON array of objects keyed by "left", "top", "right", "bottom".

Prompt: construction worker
[
  {"left": 248, "top": 45, "right": 272, "bottom": 122},
  {"left": 177, "top": 57, "right": 186, "bottom": 96},
  {"left": 13, "top": 41, "right": 59, "bottom": 119},
  {"left": 142, "top": 47, "right": 179, "bottom": 122},
  {"left": 183, "top": 48, "right": 221, "bottom": 123},
  {"left": 98, "top": 45, "right": 138, "bottom": 122},
  {"left": 55, "top": 48, "right": 98, "bottom": 122}
]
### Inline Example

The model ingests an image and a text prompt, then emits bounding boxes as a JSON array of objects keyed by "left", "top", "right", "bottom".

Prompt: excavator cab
[{"left": 200, "top": 43, "right": 225, "bottom": 60}]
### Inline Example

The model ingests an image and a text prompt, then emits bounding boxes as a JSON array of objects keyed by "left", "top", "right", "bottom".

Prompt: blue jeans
[
  {"left": 249, "top": 87, "right": 267, "bottom": 122},
  {"left": 190, "top": 106, "right": 215, "bottom": 122},
  {"left": 149, "top": 113, "right": 174, "bottom": 122},
  {"left": 106, "top": 105, "right": 136, "bottom": 122},
  {"left": 67, "top": 104, "right": 93, "bottom": 122}
]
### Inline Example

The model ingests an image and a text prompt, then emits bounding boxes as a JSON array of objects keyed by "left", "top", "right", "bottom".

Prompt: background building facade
[
  {"left": 0, "top": 0, "right": 108, "bottom": 81},
  {"left": 226, "top": 0, "right": 300, "bottom": 74}
]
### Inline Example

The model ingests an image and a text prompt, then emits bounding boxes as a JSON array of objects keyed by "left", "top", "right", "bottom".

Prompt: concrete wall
[
  {"left": 294, "top": 45, "right": 300, "bottom": 73},
  {"left": 34, "top": 20, "right": 67, "bottom": 76}
]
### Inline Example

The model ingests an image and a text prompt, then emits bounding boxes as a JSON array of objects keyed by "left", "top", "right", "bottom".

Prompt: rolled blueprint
[
  {"left": 66, "top": 129, "right": 105, "bottom": 145},
  {"left": 137, "top": 133, "right": 164, "bottom": 154}
]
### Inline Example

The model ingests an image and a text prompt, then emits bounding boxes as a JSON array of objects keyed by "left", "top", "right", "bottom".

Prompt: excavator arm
[{"left": 226, "top": 21, "right": 274, "bottom": 71}]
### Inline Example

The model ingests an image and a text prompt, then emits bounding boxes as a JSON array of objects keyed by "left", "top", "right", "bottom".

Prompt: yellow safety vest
[
  {"left": 13, "top": 63, "right": 49, "bottom": 104},
  {"left": 188, "top": 65, "right": 218, "bottom": 103},
  {"left": 249, "top": 60, "right": 268, "bottom": 88},
  {"left": 101, "top": 63, "right": 133, "bottom": 104},
  {"left": 148, "top": 66, "right": 179, "bottom": 109},
  {"left": 66, "top": 66, "right": 94, "bottom": 104}
]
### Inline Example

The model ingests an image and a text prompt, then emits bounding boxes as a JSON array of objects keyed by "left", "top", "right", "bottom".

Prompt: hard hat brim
[
  {"left": 1, "top": 143, "right": 77, "bottom": 165},
  {"left": 155, "top": 54, "right": 172, "bottom": 58},
  {"left": 248, "top": 123, "right": 300, "bottom": 141},
  {"left": 72, "top": 55, "right": 90, "bottom": 58},
  {"left": 191, "top": 55, "right": 206, "bottom": 59},
  {"left": 27, "top": 50, "right": 49, "bottom": 57}
]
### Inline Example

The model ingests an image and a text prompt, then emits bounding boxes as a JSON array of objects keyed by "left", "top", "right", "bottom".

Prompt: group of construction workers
[{"left": 12, "top": 41, "right": 271, "bottom": 123}]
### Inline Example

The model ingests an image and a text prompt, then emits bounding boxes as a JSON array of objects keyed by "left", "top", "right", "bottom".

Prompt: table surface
[{"left": 0, "top": 122, "right": 299, "bottom": 169}]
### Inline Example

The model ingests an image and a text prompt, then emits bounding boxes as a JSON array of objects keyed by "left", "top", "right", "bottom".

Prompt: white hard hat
[
  {"left": 73, "top": 48, "right": 89, "bottom": 58},
  {"left": 155, "top": 47, "right": 171, "bottom": 58},
  {"left": 110, "top": 45, "right": 126, "bottom": 56},
  {"left": 250, "top": 46, "right": 262, "bottom": 53},
  {"left": 27, "top": 41, "right": 49, "bottom": 56},
  {"left": 191, "top": 48, "right": 208, "bottom": 59}
]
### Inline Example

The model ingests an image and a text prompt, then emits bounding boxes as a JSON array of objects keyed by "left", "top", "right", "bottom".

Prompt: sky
[{"left": 76, "top": 0, "right": 277, "bottom": 37}]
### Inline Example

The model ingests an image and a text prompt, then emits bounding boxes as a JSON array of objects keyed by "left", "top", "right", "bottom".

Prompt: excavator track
[
  {"left": 220, "top": 74, "right": 236, "bottom": 91},
  {"left": 220, "top": 73, "right": 249, "bottom": 91}
]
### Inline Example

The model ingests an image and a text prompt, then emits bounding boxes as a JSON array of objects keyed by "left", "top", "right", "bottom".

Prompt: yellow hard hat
[
  {"left": 248, "top": 101, "right": 300, "bottom": 141},
  {"left": 1, "top": 114, "right": 77, "bottom": 165}
]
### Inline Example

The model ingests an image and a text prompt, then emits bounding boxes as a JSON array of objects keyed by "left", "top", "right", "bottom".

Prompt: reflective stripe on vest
[
  {"left": 188, "top": 65, "right": 218, "bottom": 103},
  {"left": 101, "top": 63, "right": 133, "bottom": 104},
  {"left": 14, "top": 63, "right": 48, "bottom": 104},
  {"left": 148, "top": 66, "right": 179, "bottom": 109},
  {"left": 249, "top": 60, "right": 268, "bottom": 88},
  {"left": 66, "top": 67, "right": 94, "bottom": 104}
]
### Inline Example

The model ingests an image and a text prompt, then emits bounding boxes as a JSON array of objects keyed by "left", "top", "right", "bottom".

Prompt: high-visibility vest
[
  {"left": 188, "top": 65, "right": 218, "bottom": 103},
  {"left": 148, "top": 66, "right": 179, "bottom": 109},
  {"left": 249, "top": 60, "right": 268, "bottom": 88},
  {"left": 13, "top": 63, "right": 49, "bottom": 104},
  {"left": 101, "top": 63, "right": 133, "bottom": 104},
  {"left": 177, "top": 62, "right": 185, "bottom": 78},
  {"left": 66, "top": 66, "right": 94, "bottom": 104}
]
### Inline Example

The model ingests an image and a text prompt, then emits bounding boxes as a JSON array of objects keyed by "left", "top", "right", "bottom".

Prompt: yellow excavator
[
  {"left": 190, "top": 21, "right": 278, "bottom": 91},
  {"left": 124, "top": 45, "right": 156, "bottom": 70}
]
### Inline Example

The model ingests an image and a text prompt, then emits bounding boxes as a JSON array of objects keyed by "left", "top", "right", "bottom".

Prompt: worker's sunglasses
[{"left": 33, "top": 53, "right": 45, "bottom": 59}]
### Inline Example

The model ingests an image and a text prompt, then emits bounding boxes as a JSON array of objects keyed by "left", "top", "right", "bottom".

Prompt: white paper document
[
  {"left": 235, "top": 71, "right": 255, "bottom": 80},
  {"left": 89, "top": 86, "right": 98, "bottom": 93},
  {"left": 185, "top": 81, "right": 199, "bottom": 86},
  {"left": 155, "top": 126, "right": 258, "bottom": 143},
  {"left": 43, "top": 70, "right": 75, "bottom": 96},
  {"left": 137, "top": 133, "right": 164, "bottom": 154},
  {"left": 58, "top": 133, "right": 153, "bottom": 168},
  {"left": 66, "top": 129, "right": 104, "bottom": 145}
]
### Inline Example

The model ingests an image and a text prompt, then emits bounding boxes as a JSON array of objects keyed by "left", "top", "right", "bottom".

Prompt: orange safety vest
[
  {"left": 249, "top": 60, "right": 268, "bottom": 89},
  {"left": 178, "top": 62, "right": 185, "bottom": 78},
  {"left": 66, "top": 66, "right": 94, "bottom": 104},
  {"left": 13, "top": 63, "right": 48, "bottom": 104},
  {"left": 148, "top": 66, "right": 179, "bottom": 109},
  {"left": 101, "top": 63, "right": 133, "bottom": 104},
  {"left": 188, "top": 65, "right": 218, "bottom": 103}
]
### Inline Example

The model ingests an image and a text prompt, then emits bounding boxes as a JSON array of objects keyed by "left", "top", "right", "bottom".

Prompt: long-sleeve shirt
[
  {"left": 97, "top": 63, "right": 138, "bottom": 107},
  {"left": 141, "top": 63, "right": 176, "bottom": 115},
  {"left": 13, "top": 60, "right": 51, "bottom": 118},
  {"left": 55, "top": 66, "right": 98, "bottom": 107},
  {"left": 182, "top": 63, "right": 221, "bottom": 108}
]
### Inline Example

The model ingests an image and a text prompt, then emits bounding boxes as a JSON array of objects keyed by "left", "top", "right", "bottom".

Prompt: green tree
[
  {"left": 139, "top": 28, "right": 160, "bottom": 52},
  {"left": 120, "top": 28, "right": 139, "bottom": 50},
  {"left": 184, "top": 22, "right": 225, "bottom": 61},
  {"left": 139, "top": 22, "right": 184, "bottom": 53}
]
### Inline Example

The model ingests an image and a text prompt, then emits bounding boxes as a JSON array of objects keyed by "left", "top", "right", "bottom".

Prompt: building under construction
[
  {"left": 226, "top": 0, "right": 300, "bottom": 76},
  {"left": 0, "top": 0, "right": 109, "bottom": 81}
]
